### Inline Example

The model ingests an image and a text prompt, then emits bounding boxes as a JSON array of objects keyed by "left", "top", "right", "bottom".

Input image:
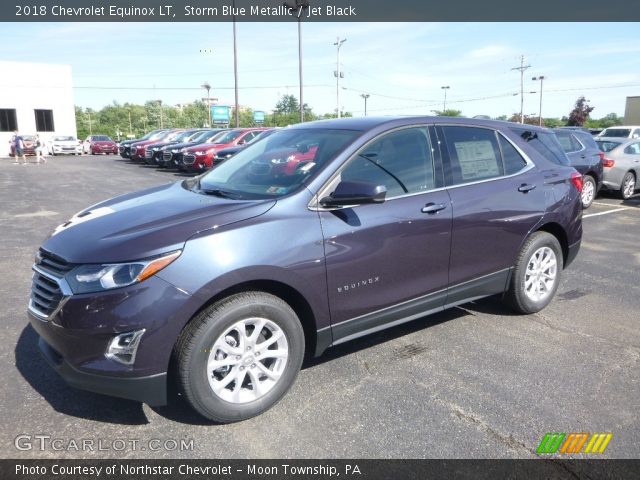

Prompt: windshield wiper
[{"left": 200, "top": 188, "right": 243, "bottom": 200}]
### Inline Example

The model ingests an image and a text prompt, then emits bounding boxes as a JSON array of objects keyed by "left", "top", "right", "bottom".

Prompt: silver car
[{"left": 596, "top": 138, "right": 640, "bottom": 199}]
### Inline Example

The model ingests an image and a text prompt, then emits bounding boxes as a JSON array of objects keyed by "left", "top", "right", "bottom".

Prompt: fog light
[{"left": 106, "top": 329, "right": 145, "bottom": 365}]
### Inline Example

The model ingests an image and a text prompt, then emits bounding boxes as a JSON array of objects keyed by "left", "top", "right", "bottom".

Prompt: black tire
[
  {"left": 620, "top": 171, "right": 636, "bottom": 200},
  {"left": 175, "top": 292, "right": 305, "bottom": 423},
  {"left": 580, "top": 175, "right": 596, "bottom": 209},
  {"left": 504, "top": 231, "right": 563, "bottom": 314}
]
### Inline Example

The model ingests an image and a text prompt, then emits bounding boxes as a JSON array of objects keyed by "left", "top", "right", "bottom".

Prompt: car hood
[
  {"left": 42, "top": 182, "right": 276, "bottom": 264},
  {"left": 51, "top": 140, "right": 78, "bottom": 145},
  {"left": 93, "top": 141, "right": 116, "bottom": 146},
  {"left": 185, "top": 142, "right": 231, "bottom": 153},
  {"left": 162, "top": 141, "right": 203, "bottom": 151}
]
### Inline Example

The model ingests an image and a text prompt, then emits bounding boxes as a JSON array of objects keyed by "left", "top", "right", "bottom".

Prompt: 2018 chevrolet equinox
[{"left": 28, "top": 117, "right": 582, "bottom": 422}]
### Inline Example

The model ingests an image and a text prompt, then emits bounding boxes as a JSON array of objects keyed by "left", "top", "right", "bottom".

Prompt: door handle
[
  {"left": 421, "top": 203, "right": 447, "bottom": 214},
  {"left": 518, "top": 184, "right": 537, "bottom": 193}
]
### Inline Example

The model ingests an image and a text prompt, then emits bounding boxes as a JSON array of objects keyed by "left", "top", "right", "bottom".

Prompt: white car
[
  {"left": 47, "top": 136, "right": 82, "bottom": 156},
  {"left": 597, "top": 126, "right": 640, "bottom": 139}
]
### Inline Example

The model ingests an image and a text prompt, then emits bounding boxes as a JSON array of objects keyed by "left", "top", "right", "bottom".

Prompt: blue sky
[{"left": 1, "top": 22, "right": 638, "bottom": 119}]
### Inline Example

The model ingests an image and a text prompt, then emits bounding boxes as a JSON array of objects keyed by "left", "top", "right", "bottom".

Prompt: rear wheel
[
  {"left": 505, "top": 231, "right": 563, "bottom": 314},
  {"left": 175, "top": 292, "right": 304, "bottom": 423},
  {"left": 580, "top": 175, "right": 596, "bottom": 209},
  {"left": 620, "top": 172, "right": 636, "bottom": 200}
]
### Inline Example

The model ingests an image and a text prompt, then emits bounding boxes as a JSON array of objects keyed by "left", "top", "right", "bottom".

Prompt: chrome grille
[
  {"left": 119, "top": 146, "right": 125, "bottom": 154},
  {"left": 145, "top": 149, "right": 153, "bottom": 159},
  {"left": 183, "top": 154, "right": 196, "bottom": 165},
  {"left": 162, "top": 151, "right": 173, "bottom": 161},
  {"left": 29, "top": 250, "right": 73, "bottom": 319}
]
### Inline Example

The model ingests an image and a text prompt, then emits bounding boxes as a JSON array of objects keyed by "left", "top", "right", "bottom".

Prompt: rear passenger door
[{"left": 435, "top": 125, "right": 546, "bottom": 303}]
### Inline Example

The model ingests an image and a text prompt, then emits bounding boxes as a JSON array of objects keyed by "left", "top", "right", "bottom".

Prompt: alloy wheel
[{"left": 524, "top": 246, "right": 558, "bottom": 303}]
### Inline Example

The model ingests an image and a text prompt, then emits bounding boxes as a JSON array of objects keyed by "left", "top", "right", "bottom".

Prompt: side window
[
  {"left": 340, "top": 127, "right": 434, "bottom": 198},
  {"left": 499, "top": 136, "right": 528, "bottom": 175},
  {"left": 624, "top": 142, "right": 640, "bottom": 155},
  {"left": 511, "top": 128, "right": 569, "bottom": 166},
  {"left": 441, "top": 126, "right": 503, "bottom": 186},
  {"left": 634, "top": 129, "right": 640, "bottom": 139},
  {"left": 555, "top": 131, "right": 583, "bottom": 153}
]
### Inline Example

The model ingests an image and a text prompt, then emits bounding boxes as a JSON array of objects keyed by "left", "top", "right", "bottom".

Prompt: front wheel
[
  {"left": 175, "top": 292, "right": 305, "bottom": 423},
  {"left": 580, "top": 175, "right": 596, "bottom": 209},
  {"left": 504, "top": 231, "right": 563, "bottom": 314},
  {"left": 620, "top": 172, "right": 636, "bottom": 200}
]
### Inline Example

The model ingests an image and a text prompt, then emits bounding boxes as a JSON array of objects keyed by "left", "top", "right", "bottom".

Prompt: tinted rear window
[
  {"left": 600, "top": 128, "right": 631, "bottom": 137},
  {"left": 510, "top": 128, "right": 569, "bottom": 166},
  {"left": 596, "top": 140, "right": 623, "bottom": 152}
]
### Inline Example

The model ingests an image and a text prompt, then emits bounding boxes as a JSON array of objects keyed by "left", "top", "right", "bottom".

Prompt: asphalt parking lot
[{"left": 1, "top": 155, "right": 638, "bottom": 459}]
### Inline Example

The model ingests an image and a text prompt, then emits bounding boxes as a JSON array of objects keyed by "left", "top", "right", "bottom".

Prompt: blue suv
[{"left": 28, "top": 117, "right": 582, "bottom": 422}]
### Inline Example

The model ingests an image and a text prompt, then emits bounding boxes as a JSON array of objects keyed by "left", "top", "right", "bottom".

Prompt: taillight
[
  {"left": 602, "top": 158, "right": 615, "bottom": 168},
  {"left": 571, "top": 171, "right": 583, "bottom": 192}
]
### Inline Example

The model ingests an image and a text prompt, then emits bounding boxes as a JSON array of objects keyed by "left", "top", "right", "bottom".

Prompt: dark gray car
[
  {"left": 28, "top": 117, "right": 583, "bottom": 423},
  {"left": 554, "top": 128, "right": 604, "bottom": 208}
]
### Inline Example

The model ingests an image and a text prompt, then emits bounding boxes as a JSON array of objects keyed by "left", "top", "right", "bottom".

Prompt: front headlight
[
  {"left": 194, "top": 151, "right": 207, "bottom": 155},
  {"left": 67, "top": 250, "right": 181, "bottom": 294},
  {"left": 171, "top": 148, "right": 180, "bottom": 153}
]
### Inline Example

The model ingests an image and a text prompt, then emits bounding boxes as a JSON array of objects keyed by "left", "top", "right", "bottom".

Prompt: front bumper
[
  {"left": 27, "top": 274, "right": 195, "bottom": 406},
  {"left": 38, "top": 336, "right": 167, "bottom": 406}
]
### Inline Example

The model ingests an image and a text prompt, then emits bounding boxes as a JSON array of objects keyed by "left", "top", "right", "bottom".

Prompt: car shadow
[
  {"left": 622, "top": 195, "right": 640, "bottom": 208},
  {"left": 15, "top": 325, "right": 150, "bottom": 425}
]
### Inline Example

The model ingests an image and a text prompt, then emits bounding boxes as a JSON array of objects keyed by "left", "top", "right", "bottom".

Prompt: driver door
[{"left": 317, "top": 126, "right": 452, "bottom": 343}]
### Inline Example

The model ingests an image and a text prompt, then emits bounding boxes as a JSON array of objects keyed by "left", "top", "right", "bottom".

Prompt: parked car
[
  {"left": 159, "top": 129, "right": 230, "bottom": 169},
  {"left": 142, "top": 129, "right": 205, "bottom": 164},
  {"left": 596, "top": 126, "right": 640, "bottom": 139},
  {"left": 28, "top": 117, "right": 582, "bottom": 423},
  {"left": 595, "top": 138, "right": 640, "bottom": 199},
  {"left": 47, "top": 136, "right": 82, "bottom": 156},
  {"left": 179, "top": 128, "right": 269, "bottom": 172},
  {"left": 553, "top": 128, "right": 604, "bottom": 208},
  {"left": 151, "top": 129, "right": 224, "bottom": 167},
  {"left": 129, "top": 129, "right": 184, "bottom": 161},
  {"left": 119, "top": 129, "right": 169, "bottom": 159},
  {"left": 211, "top": 128, "right": 277, "bottom": 164},
  {"left": 9, "top": 134, "right": 37, "bottom": 156},
  {"left": 83, "top": 135, "right": 118, "bottom": 155}
]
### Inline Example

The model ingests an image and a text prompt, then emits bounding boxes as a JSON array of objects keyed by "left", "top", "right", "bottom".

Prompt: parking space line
[
  {"left": 591, "top": 201, "right": 625, "bottom": 208},
  {"left": 583, "top": 207, "right": 629, "bottom": 219}
]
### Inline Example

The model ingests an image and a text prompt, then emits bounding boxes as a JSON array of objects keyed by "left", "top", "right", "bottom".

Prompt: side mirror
[{"left": 320, "top": 181, "right": 386, "bottom": 208}]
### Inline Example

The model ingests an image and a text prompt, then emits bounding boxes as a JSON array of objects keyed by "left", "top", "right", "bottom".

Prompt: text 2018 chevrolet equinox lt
[{"left": 28, "top": 117, "right": 582, "bottom": 423}]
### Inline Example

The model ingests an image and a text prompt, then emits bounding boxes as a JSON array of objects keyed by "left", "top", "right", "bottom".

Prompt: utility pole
[
  {"left": 87, "top": 110, "right": 92, "bottom": 135},
  {"left": 360, "top": 93, "right": 370, "bottom": 116},
  {"left": 334, "top": 37, "right": 347, "bottom": 118},
  {"left": 284, "top": 1, "right": 310, "bottom": 123},
  {"left": 532, "top": 75, "right": 546, "bottom": 126},
  {"left": 128, "top": 111, "right": 132, "bottom": 136},
  {"left": 232, "top": 0, "right": 240, "bottom": 127},
  {"left": 441, "top": 86, "right": 450, "bottom": 111},
  {"left": 511, "top": 55, "right": 531, "bottom": 124}
]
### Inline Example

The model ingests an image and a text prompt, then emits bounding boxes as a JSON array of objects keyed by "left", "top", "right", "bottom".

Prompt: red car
[
  {"left": 82, "top": 135, "right": 118, "bottom": 155},
  {"left": 180, "top": 128, "right": 269, "bottom": 172},
  {"left": 9, "top": 135, "right": 37, "bottom": 157},
  {"left": 129, "top": 129, "right": 184, "bottom": 161}
]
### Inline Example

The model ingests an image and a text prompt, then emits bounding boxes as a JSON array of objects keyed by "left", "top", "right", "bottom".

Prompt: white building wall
[{"left": 0, "top": 61, "right": 76, "bottom": 155}]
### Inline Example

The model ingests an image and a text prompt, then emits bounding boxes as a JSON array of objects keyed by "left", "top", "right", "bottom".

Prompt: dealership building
[{"left": 0, "top": 61, "right": 77, "bottom": 155}]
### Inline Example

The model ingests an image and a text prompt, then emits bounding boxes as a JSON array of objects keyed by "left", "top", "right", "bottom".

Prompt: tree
[
  {"left": 508, "top": 113, "right": 541, "bottom": 126},
  {"left": 268, "top": 94, "right": 316, "bottom": 126},
  {"left": 567, "top": 96, "right": 594, "bottom": 127},
  {"left": 432, "top": 109, "right": 462, "bottom": 117},
  {"left": 585, "top": 112, "right": 623, "bottom": 129}
]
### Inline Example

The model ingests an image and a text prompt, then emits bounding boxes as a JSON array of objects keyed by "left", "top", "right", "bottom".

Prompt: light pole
[
  {"left": 202, "top": 82, "right": 212, "bottom": 126},
  {"left": 360, "top": 93, "right": 370, "bottom": 116},
  {"left": 441, "top": 86, "right": 450, "bottom": 111},
  {"left": 532, "top": 75, "right": 546, "bottom": 126},
  {"left": 334, "top": 37, "right": 347, "bottom": 118},
  {"left": 87, "top": 110, "right": 92, "bottom": 135},
  {"left": 284, "top": 1, "right": 310, "bottom": 123},
  {"left": 232, "top": 0, "right": 239, "bottom": 127}
]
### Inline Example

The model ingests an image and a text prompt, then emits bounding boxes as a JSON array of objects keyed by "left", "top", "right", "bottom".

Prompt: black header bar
[{"left": 5, "top": 0, "right": 640, "bottom": 22}]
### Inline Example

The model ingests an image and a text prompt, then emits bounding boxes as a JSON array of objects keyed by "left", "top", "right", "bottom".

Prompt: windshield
[
  {"left": 190, "top": 130, "right": 215, "bottom": 142},
  {"left": 54, "top": 136, "right": 75, "bottom": 141},
  {"left": 196, "top": 128, "right": 360, "bottom": 200},
  {"left": 202, "top": 130, "right": 228, "bottom": 143},
  {"left": 174, "top": 130, "right": 199, "bottom": 142},
  {"left": 214, "top": 130, "right": 244, "bottom": 144},
  {"left": 93, "top": 135, "right": 111, "bottom": 141},
  {"left": 596, "top": 140, "right": 623, "bottom": 152},
  {"left": 600, "top": 128, "right": 631, "bottom": 138}
]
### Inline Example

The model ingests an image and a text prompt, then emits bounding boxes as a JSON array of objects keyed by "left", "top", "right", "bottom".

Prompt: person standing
[
  {"left": 13, "top": 130, "right": 26, "bottom": 165},
  {"left": 35, "top": 134, "right": 47, "bottom": 164}
]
